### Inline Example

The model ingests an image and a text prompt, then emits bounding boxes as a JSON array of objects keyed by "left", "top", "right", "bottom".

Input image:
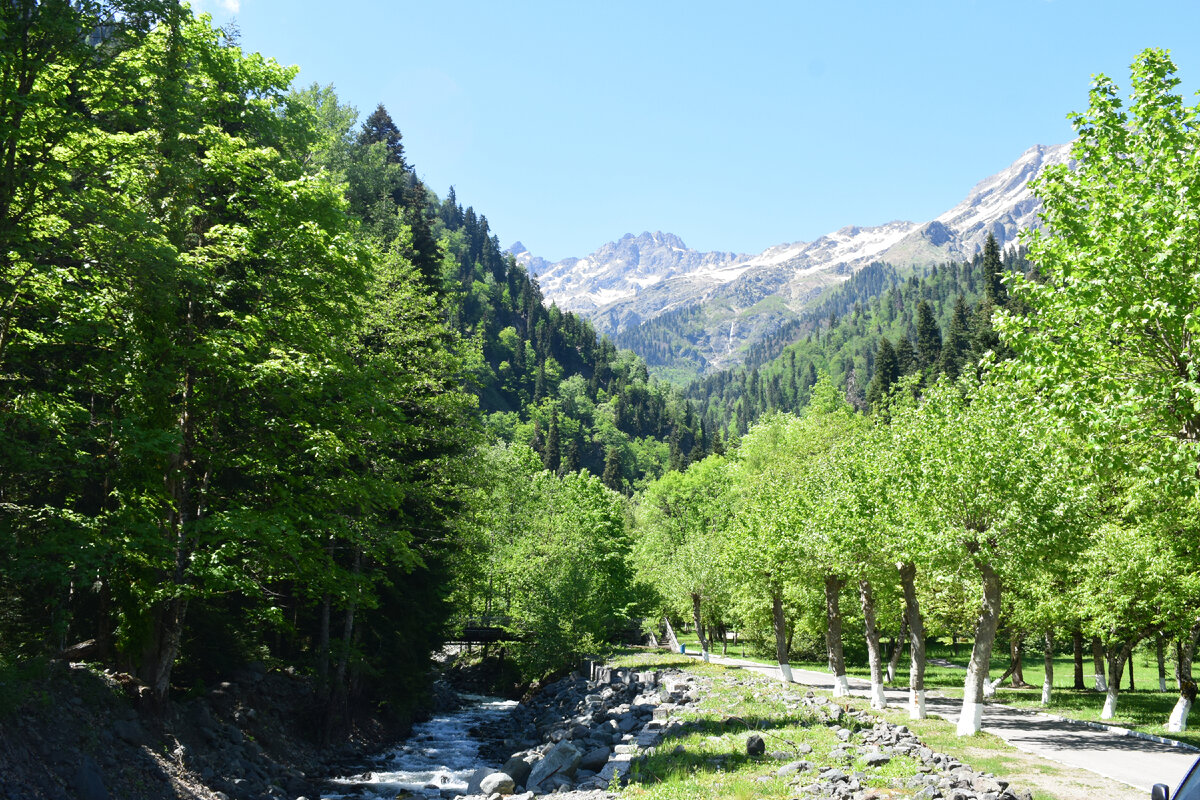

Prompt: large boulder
[
  {"left": 579, "top": 746, "right": 611, "bottom": 772},
  {"left": 526, "top": 740, "right": 581, "bottom": 791},
  {"left": 466, "top": 767, "right": 498, "bottom": 794},
  {"left": 502, "top": 754, "right": 534, "bottom": 787},
  {"left": 480, "top": 772, "right": 516, "bottom": 795}
]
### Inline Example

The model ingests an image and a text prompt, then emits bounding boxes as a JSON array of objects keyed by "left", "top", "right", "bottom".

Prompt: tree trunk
[
  {"left": 1168, "top": 620, "right": 1200, "bottom": 731},
  {"left": 317, "top": 593, "right": 331, "bottom": 684},
  {"left": 1101, "top": 639, "right": 1137, "bottom": 720},
  {"left": 1009, "top": 633, "right": 1026, "bottom": 687},
  {"left": 859, "top": 579, "right": 887, "bottom": 708},
  {"left": 1157, "top": 633, "right": 1167, "bottom": 692},
  {"left": 772, "top": 591, "right": 791, "bottom": 683},
  {"left": 887, "top": 617, "right": 908, "bottom": 685},
  {"left": 825, "top": 575, "right": 849, "bottom": 696},
  {"left": 1129, "top": 650, "right": 1135, "bottom": 691},
  {"left": 691, "top": 593, "right": 709, "bottom": 662},
  {"left": 1042, "top": 630, "right": 1054, "bottom": 705},
  {"left": 140, "top": 595, "right": 188, "bottom": 711},
  {"left": 718, "top": 621, "right": 728, "bottom": 656},
  {"left": 900, "top": 561, "right": 927, "bottom": 719},
  {"left": 1072, "top": 629, "right": 1085, "bottom": 690},
  {"left": 958, "top": 560, "right": 1000, "bottom": 736},
  {"left": 663, "top": 616, "right": 680, "bottom": 653},
  {"left": 1092, "top": 636, "right": 1108, "bottom": 691}
]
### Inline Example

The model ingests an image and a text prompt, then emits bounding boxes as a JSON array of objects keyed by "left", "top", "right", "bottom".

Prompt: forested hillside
[
  {"left": 681, "top": 237, "right": 1031, "bottom": 440},
  {"left": 0, "top": 1, "right": 694, "bottom": 733}
]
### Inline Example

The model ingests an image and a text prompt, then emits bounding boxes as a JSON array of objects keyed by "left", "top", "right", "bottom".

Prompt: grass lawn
[
  {"left": 606, "top": 648, "right": 1139, "bottom": 800},
  {"left": 667, "top": 629, "right": 1200, "bottom": 748}
]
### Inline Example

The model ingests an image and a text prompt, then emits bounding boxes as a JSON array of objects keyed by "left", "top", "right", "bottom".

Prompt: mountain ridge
[{"left": 509, "top": 142, "right": 1071, "bottom": 377}]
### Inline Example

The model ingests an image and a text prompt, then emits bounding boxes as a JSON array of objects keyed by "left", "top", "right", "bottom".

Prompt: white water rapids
[{"left": 326, "top": 695, "right": 518, "bottom": 798}]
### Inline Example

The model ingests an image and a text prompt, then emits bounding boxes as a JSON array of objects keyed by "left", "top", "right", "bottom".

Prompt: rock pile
[
  {"left": 779, "top": 691, "right": 1034, "bottom": 800},
  {"left": 458, "top": 664, "right": 703, "bottom": 799}
]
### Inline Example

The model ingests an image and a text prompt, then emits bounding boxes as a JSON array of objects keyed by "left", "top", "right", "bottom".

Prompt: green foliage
[{"left": 1001, "top": 48, "right": 1200, "bottom": 491}]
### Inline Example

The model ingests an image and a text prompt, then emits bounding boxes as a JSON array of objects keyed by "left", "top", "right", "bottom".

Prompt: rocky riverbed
[{"left": 440, "top": 660, "right": 1036, "bottom": 800}]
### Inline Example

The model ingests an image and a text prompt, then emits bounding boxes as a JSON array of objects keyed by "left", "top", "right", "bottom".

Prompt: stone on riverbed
[
  {"left": 479, "top": 772, "right": 515, "bottom": 794},
  {"left": 525, "top": 740, "right": 581, "bottom": 791}
]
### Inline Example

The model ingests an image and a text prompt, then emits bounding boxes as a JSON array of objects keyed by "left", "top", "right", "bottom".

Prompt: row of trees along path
[{"left": 633, "top": 50, "right": 1200, "bottom": 748}]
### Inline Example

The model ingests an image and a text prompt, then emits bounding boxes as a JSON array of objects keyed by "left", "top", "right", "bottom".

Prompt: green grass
[
  {"left": 609, "top": 650, "right": 929, "bottom": 800},
  {"left": 609, "top": 647, "right": 1081, "bottom": 800},
  {"left": 667, "top": 632, "right": 1200, "bottom": 747}
]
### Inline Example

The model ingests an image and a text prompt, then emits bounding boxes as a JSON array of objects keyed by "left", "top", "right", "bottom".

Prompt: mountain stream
[{"left": 325, "top": 695, "right": 517, "bottom": 798}]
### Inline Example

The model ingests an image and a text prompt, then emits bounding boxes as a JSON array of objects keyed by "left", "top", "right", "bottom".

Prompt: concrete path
[{"left": 685, "top": 651, "right": 1197, "bottom": 793}]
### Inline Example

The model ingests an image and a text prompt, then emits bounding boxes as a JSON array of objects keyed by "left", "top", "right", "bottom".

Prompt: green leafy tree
[{"left": 999, "top": 48, "right": 1200, "bottom": 729}]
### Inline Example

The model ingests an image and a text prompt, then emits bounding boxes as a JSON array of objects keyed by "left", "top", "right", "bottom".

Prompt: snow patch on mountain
[{"left": 511, "top": 142, "right": 1072, "bottom": 337}]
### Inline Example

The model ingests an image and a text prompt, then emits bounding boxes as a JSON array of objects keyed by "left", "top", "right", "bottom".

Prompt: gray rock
[
  {"left": 479, "top": 772, "right": 515, "bottom": 795},
  {"left": 745, "top": 733, "right": 765, "bottom": 756},
  {"left": 502, "top": 755, "right": 533, "bottom": 786},
  {"left": 835, "top": 726, "right": 852, "bottom": 741},
  {"left": 579, "top": 746, "right": 611, "bottom": 772},
  {"left": 776, "top": 759, "right": 811, "bottom": 777},
  {"left": 863, "top": 752, "right": 891, "bottom": 767},
  {"left": 112, "top": 719, "right": 146, "bottom": 745},
  {"left": 466, "top": 768, "right": 498, "bottom": 794},
  {"left": 823, "top": 768, "right": 848, "bottom": 783},
  {"left": 768, "top": 750, "right": 791, "bottom": 761},
  {"left": 796, "top": 742, "right": 813, "bottom": 754},
  {"left": 71, "top": 755, "right": 108, "bottom": 800},
  {"left": 526, "top": 740, "right": 581, "bottom": 791}
]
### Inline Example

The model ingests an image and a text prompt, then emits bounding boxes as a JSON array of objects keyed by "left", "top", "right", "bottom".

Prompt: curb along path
[{"left": 684, "top": 651, "right": 1196, "bottom": 793}]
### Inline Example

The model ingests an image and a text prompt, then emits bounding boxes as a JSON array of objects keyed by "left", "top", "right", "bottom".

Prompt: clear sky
[{"left": 194, "top": 0, "right": 1200, "bottom": 262}]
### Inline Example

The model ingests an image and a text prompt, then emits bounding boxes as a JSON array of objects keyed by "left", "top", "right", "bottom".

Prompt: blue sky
[{"left": 194, "top": 1, "right": 1200, "bottom": 262}]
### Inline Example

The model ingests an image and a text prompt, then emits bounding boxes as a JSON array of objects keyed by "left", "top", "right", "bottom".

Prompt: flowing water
[{"left": 326, "top": 695, "right": 518, "bottom": 798}]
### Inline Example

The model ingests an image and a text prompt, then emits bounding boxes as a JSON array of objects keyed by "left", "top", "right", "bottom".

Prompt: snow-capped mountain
[
  {"left": 510, "top": 232, "right": 747, "bottom": 314},
  {"left": 510, "top": 142, "right": 1071, "bottom": 372},
  {"left": 513, "top": 143, "right": 1068, "bottom": 320}
]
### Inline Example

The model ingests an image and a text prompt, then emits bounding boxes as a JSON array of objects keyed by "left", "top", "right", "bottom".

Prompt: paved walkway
[{"left": 685, "top": 651, "right": 1196, "bottom": 792}]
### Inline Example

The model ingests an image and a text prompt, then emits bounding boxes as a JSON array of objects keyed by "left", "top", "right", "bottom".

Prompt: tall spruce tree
[
  {"left": 866, "top": 337, "right": 900, "bottom": 409},
  {"left": 358, "top": 103, "right": 407, "bottom": 168},
  {"left": 982, "top": 232, "right": 1007, "bottom": 307},
  {"left": 916, "top": 300, "right": 942, "bottom": 373},
  {"left": 938, "top": 294, "right": 973, "bottom": 380}
]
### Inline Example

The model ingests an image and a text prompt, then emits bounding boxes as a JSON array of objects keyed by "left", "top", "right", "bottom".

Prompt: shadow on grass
[{"left": 629, "top": 712, "right": 836, "bottom": 786}]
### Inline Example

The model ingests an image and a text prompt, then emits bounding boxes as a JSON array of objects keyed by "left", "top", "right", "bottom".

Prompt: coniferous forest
[{"left": 8, "top": 1, "right": 1200, "bottom": 768}]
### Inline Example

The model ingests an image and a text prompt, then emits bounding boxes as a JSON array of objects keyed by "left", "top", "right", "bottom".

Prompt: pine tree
[
  {"left": 916, "top": 299, "right": 942, "bottom": 371},
  {"left": 894, "top": 333, "right": 917, "bottom": 376},
  {"left": 544, "top": 409, "right": 561, "bottom": 473},
  {"left": 937, "top": 294, "right": 973, "bottom": 380},
  {"left": 866, "top": 337, "right": 900, "bottom": 409},
  {"left": 358, "top": 104, "right": 407, "bottom": 168},
  {"left": 982, "top": 231, "right": 1007, "bottom": 307},
  {"left": 602, "top": 446, "right": 622, "bottom": 492}
]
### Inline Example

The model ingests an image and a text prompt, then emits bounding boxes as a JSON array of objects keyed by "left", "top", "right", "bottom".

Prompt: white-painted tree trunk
[
  {"left": 909, "top": 688, "right": 926, "bottom": 720},
  {"left": 779, "top": 663, "right": 793, "bottom": 683},
  {"left": 1042, "top": 631, "right": 1054, "bottom": 706},
  {"left": 1101, "top": 686, "right": 1119, "bottom": 719},
  {"left": 833, "top": 674, "right": 850, "bottom": 697},
  {"left": 1094, "top": 673, "right": 1108, "bottom": 691},
  {"left": 900, "top": 562, "right": 926, "bottom": 719},
  {"left": 1168, "top": 696, "right": 1193, "bottom": 732},
  {"left": 957, "top": 699, "right": 983, "bottom": 736},
  {"left": 958, "top": 560, "right": 1001, "bottom": 736},
  {"left": 859, "top": 579, "right": 887, "bottom": 710}
]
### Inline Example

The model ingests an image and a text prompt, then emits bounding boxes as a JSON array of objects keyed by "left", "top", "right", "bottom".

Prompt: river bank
[{"left": 0, "top": 657, "right": 431, "bottom": 800}]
